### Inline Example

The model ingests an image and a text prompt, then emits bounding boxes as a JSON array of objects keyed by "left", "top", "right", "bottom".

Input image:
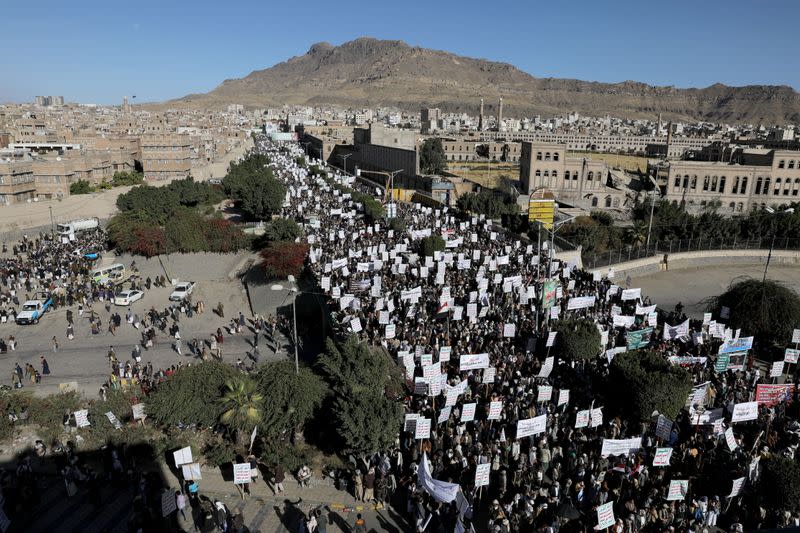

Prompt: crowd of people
[{"left": 255, "top": 136, "right": 800, "bottom": 532}]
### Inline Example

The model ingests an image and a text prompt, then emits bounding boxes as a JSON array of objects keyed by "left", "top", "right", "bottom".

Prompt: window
[
  {"left": 683, "top": 175, "right": 689, "bottom": 188},
  {"left": 719, "top": 176, "right": 726, "bottom": 194},
  {"left": 572, "top": 172, "right": 577, "bottom": 180},
  {"left": 536, "top": 152, "right": 542, "bottom": 161},
  {"left": 674, "top": 177, "right": 681, "bottom": 188},
  {"left": 691, "top": 176, "right": 697, "bottom": 190},
  {"left": 591, "top": 196, "right": 598, "bottom": 207},
  {"left": 764, "top": 178, "right": 771, "bottom": 195},
  {"left": 789, "top": 160, "right": 795, "bottom": 169},
  {"left": 544, "top": 170, "right": 549, "bottom": 177},
  {"left": 545, "top": 152, "right": 551, "bottom": 161},
  {"left": 588, "top": 171, "right": 594, "bottom": 181},
  {"left": 737, "top": 202, "right": 743, "bottom": 212},
  {"left": 755, "top": 177, "right": 763, "bottom": 195},
  {"left": 552, "top": 170, "right": 558, "bottom": 178},
  {"left": 794, "top": 178, "right": 800, "bottom": 196},
  {"left": 564, "top": 171, "right": 571, "bottom": 180},
  {"left": 535, "top": 170, "right": 541, "bottom": 177},
  {"left": 779, "top": 160, "right": 785, "bottom": 169},
  {"left": 729, "top": 202, "right": 736, "bottom": 212},
  {"left": 711, "top": 176, "right": 718, "bottom": 192},
  {"left": 732, "top": 177, "right": 740, "bottom": 194},
  {"left": 784, "top": 181, "right": 791, "bottom": 196},
  {"left": 741, "top": 177, "right": 748, "bottom": 194},
  {"left": 703, "top": 176, "right": 710, "bottom": 191},
  {"left": 553, "top": 153, "right": 559, "bottom": 161},
  {"left": 605, "top": 196, "right": 612, "bottom": 208}
]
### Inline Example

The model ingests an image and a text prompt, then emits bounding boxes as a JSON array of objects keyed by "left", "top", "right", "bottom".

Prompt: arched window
[
  {"left": 564, "top": 171, "right": 571, "bottom": 180},
  {"left": 536, "top": 152, "right": 542, "bottom": 161},
  {"left": 535, "top": 169, "right": 541, "bottom": 177},
  {"left": 674, "top": 177, "right": 681, "bottom": 188},
  {"left": 755, "top": 177, "right": 763, "bottom": 195},
  {"left": 604, "top": 196, "right": 612, "bottom": 208},
  {"left": 545, "top": 152, "right": 551, "bottom": 161},
  {"left": 789, "top": 160, "right": 795, "bottom": 169},
  {"left": 691, "top": 176, "right": 697, "bottom": 190},
  {"left": 741, "top": 177, "right": 748, "bottom": 194},
  {"left": 732, "top": 177, "right": 740, "bottom": 194},
  {"left": 588, "top": 171, "right": 594, "bottom": 181},
  {"left": 729, "top": 202, "right": 736, "bottom": 211},
  {"left": 591, "top": 196, "right": 598, "bottom": 207},
  {"left": 544, "top": 170, "right": 549, "bottom": 177},
  {"left": 613, "top": 198, "right": 620, "bottom": 207},
  {"left": 773, "top": 178, "right": 781, "bottom": 195},
  {"left": 794, "top": 178, "right": 800, "bottom": 196},
  {"left": 683, "top": 175, "right": 689, "bottom": 188},
  {"left": 737, "top": 202, "right": 743, "bottom": 212},
  {"left": 553, "top": 153, "right": 559, "bottom": 161},
  {"left": 572, "top": 172, "right": 577, "bottom": 180},
  {"left": 784, "top": 180, "right": 791, "bottom": 196},
  {"left": 711, "top": 176, "right": 718, "bottom": 192},
  {"left": 552, "top": 170, "right": 558, "bottom": 178},
  {"left": 764, "top": 178, "right": 771, "bottom": 194},
  {"left": 719, "top": 176, "right": 726, "bottom": 194},
  {"left": 703, "top": 176, "right": 710, "bottom": 191},
  {"left": 779, "top": 160, "right": 786, "bottom": 168}
]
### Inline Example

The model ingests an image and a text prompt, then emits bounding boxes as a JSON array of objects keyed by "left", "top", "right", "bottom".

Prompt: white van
[{"left": 91, "top": 263, "right": 127, "bottom": 285}]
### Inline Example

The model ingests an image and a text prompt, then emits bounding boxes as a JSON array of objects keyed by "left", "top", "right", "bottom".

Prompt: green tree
[
  {"left": 761, "top": 456, "right": 800, "bottom": 512},
  {"left": 608, "top": 351, "right": 693, "bottom": 421},
  {"left": 110, "top": 171, "right": 144, "bottom": 186},
  {"left": 254, "top": 361, "right": 327, "bottom": 438},
  {"left": 147, "top": 362, "right": 237, "bottom": 427},
  {"left": 224, "top": 163, "right": 286, "bottom": 220},
  {"left": 262, "top": 218, "right": 302, "bottom": 243},
  {"left": 625, "top": 222, "right": 648, "bottom": 247},
  {"left": 419, "top": 235, "right": 445, "bottom": 256},
  {"left": 69, "top": 179, "right": 94, "bottom": 195},
  {"left": 457, "top": 190, "right": 518, "bottom": 219},
  {"left": 218, "top": 377, "right": 263, "bottom": 449},
  {"left": 553, "top": 318, "right": 602, "bottom": 361},
  {"left": 333, "top": 389, "right": 402, "bottom": 456},
  {"left": 317, "top": 336, "right": 400, "bottom": 395},
  {"left": 164, "top": 207, "right": 208, "bottom": 253},
  {"left": 705, "top": 278, "right": 800, "bottom": 345},
  {"left": 420, "top": 138, "right": 446, "bottom": 175}
]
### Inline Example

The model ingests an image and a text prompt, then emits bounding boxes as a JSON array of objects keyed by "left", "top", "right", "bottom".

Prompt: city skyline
[{"left": 1, "top": 0, "right": 799, "bottom": 105}]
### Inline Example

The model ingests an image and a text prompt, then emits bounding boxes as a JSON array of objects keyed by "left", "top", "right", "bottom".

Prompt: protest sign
[
  {"left": 557, "top": 389, "right": 570, "bottom": 406},
  {"left": 161, "top": 490, "right": 177, "bottom": 517},
  {"left": 626, "top": 327, "right": 654, "bottom": 350},
  {"left": 731, "top": 402, "right": 759, "bottom": 423},
  {"left": 488, "top": 401, "right": 503, "bottom": 421},
  {"left": 233, "top": 463, "right": 251, "bottom": 484},
  {"left": 600, "top": 437, "right": 642, "bottom": 457},
  {"left": 538, "top": 356, "right": 555, "bottom": 378},
  {"left": 725, "top": 427, "right": 738, "bottom": 451},
  {"left": 460, "top": 353, "right": 490, "bottom": 371},
  {"left": 105, "top": 411, "right": 122, "bottom": 430},
  {"left": 653, "top": 447, "right": 673, "bottom": 467},
  {"left": 415, "top": 418, "right": 431, "bottom": 439},
  {"left": 785, "top": 348, "right": 800, "bottom": 364},
  {"left": 667, "top": 480, "right": 689, "bottom": 501},
  {"left": 182, "top": 462, "right": 202, "bottom": 480},
  {"left": 74, "top": 409, "right": 90, "bottom": 428},
  {"left": 516, "top": 415, "right": 546, "bottom": 439},
  {"left": 728, "top": 477, "right": 745, "bottom": 498},
  {"left": 502, "top": 323, "right": 516, "bottom": 337},
  {"left": 461, "top": 403, "right": 476, "bottom": 423},
  {"left": 173, "top": 446, "right": 193, "bottom": 467},
  {"left": 596, "top": 502, "right": 615, "bottom": 529},
  {"left": 718, "top": 336, "right": 754, "bottom": 355},
  {"left": 537, "top": 385, "right": 553, "bottom": 403},
  {"left": 475, "top": 463, "right": 491, "bottom": 487},
  {"left": 132, "top": 403, "right": 146, "bottom": 420},
  {"left": 621, "top": 288, "right": 641, "bottom": 301},
  {"left": 755, "top": 384, "right": 795, "bottom": 407},
  {"left": 792, "top": 328, "right": 800, "bottom": 344},
  {"left": 541, "top": 281, "right": 557, "bottom": 309},
  {"left": 546, "top": 331, "right": 557, "bottom": 347},
  {"left": 385, "top": 324, "right": 396, "bottom": 339},
  {"left": 575, "top": 409, "right": 590, "bottom": 429},
  {"left": 770, "top": 361, "right": 784, "bottom": 377},
  {"left": 567, "top": 296, "right": 596, "bottom": 310},
  {"left": 590, "top": 408, "right": 603, "bottom": 428},
  {"left": 655, "top": 415, "right": 673, "bottom": 441}
]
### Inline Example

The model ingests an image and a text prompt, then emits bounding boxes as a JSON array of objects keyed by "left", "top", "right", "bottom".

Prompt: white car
[
  {"left": 114, "top": 290, "right": 144, "bottom": 306},
  {"left": 169, "top": 281, "right": 196, "bottom": 302}
]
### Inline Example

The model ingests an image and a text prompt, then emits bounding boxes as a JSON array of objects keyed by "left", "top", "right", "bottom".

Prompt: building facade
[
  {"left": 140, "top": 134, "right": 192, "bottom": 180},
  {"left": 665, "top": 148, "right": 800, "bottom": 214},
  {"left": 519, "top": 142, "right": 631, "bottom": 210}
]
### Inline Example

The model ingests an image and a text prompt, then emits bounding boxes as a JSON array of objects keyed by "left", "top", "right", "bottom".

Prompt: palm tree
[
  {"left": 626, "top": 223, "right": 648, "bottom": 247},
  {"left": 218, "top": 377, "right": 263, "bottom": 450}
]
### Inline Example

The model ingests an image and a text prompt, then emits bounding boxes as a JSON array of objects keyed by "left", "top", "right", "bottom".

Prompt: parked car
[
  {"left": 15, "top": 292, "right": 53, "bottom": 324},
  {"left": 169, "top": 281, "right": 196, "bottom": 302},
  {"left": 114, "top": 290, "right": 144, "bottom": 306}
]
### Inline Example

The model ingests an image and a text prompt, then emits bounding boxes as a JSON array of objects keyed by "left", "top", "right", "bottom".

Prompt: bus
[{"left": 91, "top": 263, "right": 127, "bottom": 285}]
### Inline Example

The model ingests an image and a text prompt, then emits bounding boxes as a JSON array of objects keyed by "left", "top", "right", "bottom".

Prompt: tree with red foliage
[
  {"left": 131, "top": 226, "right": 167, "bottom": 257},
  {"left": 260, "top": 242, "right": 309, "bottom": 280}
]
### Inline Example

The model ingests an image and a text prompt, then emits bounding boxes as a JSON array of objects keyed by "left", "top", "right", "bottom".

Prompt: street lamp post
[
  {"left": 763, "top": 207, "right": 795, "bottom": 282},
  {"left": 356, "top": 169, "right": 404, "bottom": 218},
  {"left": 49, "top": 206, "right": 54, "bottom": 234},
  {"left": 338, "top": 153, "right": 351, "bottom": 175}
]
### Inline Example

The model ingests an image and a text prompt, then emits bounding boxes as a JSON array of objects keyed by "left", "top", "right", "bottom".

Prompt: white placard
[
  {"left": 516, "top": 414, "right": 547, "bottom": 439},
  {"left": 785, "top": 348, "right": 800, "bottom": 364},
  {"left": 105, "top": 411, "right": 122, "bottom": 430},
  {"left": 233, "top": 463, "right": 251, "bottom": 484},
  {"left": 770, "top": 360, "right": 784, "bottom": 377},
  {"left": 600, "top": 437, "right": 642, "bottom": 457},
  {"left": 415, "top": 418, "right": 431, "bottom": 440},
  {"left": 546, "top": 331, "right": 557, "bottom": 347},
  {"left": 475, "top": 463, "right": 491, "bottom": 487},
  {"left": 182, "top": 462, "right": 202, "bottom": 480},
  {"left": 667, "top": 480, "right": 689, "bottom": 501},
  {"left": 792, "top": 328, "right": 800, "bottom": 344},
  {"left": 74, "top": 409, "right": 90, "bottom": 428},
  {"left": 575, "top": 409, "right": 590, "bottom": 428},
  {"left": 482, "top": 367, "right": 496, "bottom": 384},
  {"left": 557, "top": 389, "right": 570, "bottom": 406},
  {"left": 461, "top": 403, "right": 477, "bottom": 423},
  {"left": 653, "top": 447, "right": 673, "bottom": 467},
  {"left": 502, "top": 323, "right": 516, "bottom": 337},
  {"left": 132, "top": 403, "right": 146, "bottom": 420},
  {"left": 459, "top": 353, "right": 490, "bottom": 371},
  {"left": 488, "top": 401, "right": 503, "bottom": 420},
  {"left": 385, "top": 324, "right": 396, "bottom": 339},
  {"left": 537, "top": 385, "right": 553, "bottom": 403},
  {"left": 596, "top": 502, "right": 615, "bottom": 530},
  {"left": 173, "top": 446, "right": 193, "bottom": 467},
  {"left": 731, "top": 401, "right": 759, "bottom": 423},
  {"left": 728, "top": 476, "right": 745, "bottom": 498},
  {"left": 725, "top": 427, "right": 738, "bottom": 451}
]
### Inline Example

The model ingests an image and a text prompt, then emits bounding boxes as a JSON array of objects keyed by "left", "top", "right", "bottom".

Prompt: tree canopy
[
  {"left": 552, "top": 318, "right": 602, "bottom": 361},
  {"left": 608, "top": 350, "right": 693, "bottom": 421},
  {"left": 254, "top": 361, "right": 327, "bottom": 438},
  {"left": 457, "top": 190, "right": 519, "bottom": 219},
  {"left": 761, "top": 456, "right": 800, "bottom": 512},
  {"left": 705, "top": 278, "right": 800, "bottom": 345},
  {"left": 419, "top": 138, "right": 446, "bottom": 175},
  {"left": 223, "top": 154, "right": 286, "bottom": 220},
  {"left": 147, "top": 362, "right": 238, "bottom": 427},
  {"left": 420, "top": 235, "right": 446, "bottom": 257},
  {"left": 332, "top": 389, "right": 403, "bottom": 456}
]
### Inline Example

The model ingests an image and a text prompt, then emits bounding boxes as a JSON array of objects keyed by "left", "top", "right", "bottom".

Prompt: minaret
[
  {"left": 498, "top": 97, "right": 504, "bottom": 132},
  {"left": 478, "top": 98, "right": 484, "bottom": 131},
  {"left": 666, "top": 121, "right": 673, "bottom": 159}
]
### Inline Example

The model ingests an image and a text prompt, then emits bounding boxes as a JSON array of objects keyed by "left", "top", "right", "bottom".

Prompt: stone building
[{"left": 140, "top": 134, "right": 192, "bottom": 181}]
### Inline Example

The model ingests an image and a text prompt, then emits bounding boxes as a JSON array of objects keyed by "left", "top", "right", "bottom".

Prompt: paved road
[{"left": 631, "top": 265, "right": 800, "bottom": 318}]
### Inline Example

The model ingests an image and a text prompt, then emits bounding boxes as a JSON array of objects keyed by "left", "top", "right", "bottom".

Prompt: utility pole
[
  {"left": 338, "top": 153, "right": 351, "bottom": 175},
  {"left": 49, "top": 206, "right": 54, "bottom": 234}
]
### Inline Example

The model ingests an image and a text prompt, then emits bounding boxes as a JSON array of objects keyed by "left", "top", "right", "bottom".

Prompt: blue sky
[{"left": 1, "top": 0, "right": 797, "bottom": 104}]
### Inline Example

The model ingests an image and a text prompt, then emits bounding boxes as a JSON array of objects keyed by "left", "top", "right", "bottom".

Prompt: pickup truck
[{"left": 15, "top": 292, "right": 53, "bottom": 325}]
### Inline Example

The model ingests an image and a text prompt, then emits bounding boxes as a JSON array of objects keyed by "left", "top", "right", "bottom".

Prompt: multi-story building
[
  {"left": 441, "top": 140, "right": 523, "bottom": 162},
  {"left": 664, "top": 147, "right": 800, "bottom": 214},
  {"left": 140, "top": 134, "right": 192, "bottom": 180},
  {"left": 519, "top": 142, "right": 633, "bottom": 210},
  {"left": 0, "top": 159, "right": 36, "bottom": 205}
]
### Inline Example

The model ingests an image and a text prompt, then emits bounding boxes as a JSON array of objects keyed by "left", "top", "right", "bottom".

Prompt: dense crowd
[{"left": 256, "top": 137, "right": 800, "bottom": 533}]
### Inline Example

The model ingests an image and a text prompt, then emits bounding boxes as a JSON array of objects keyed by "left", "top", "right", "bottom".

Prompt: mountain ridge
[{"left": 172, "top": 37, "right": 800, "bottom": 124}]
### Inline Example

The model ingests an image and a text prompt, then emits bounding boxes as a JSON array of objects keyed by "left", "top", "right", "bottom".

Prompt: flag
[
  {"left": 436, "top": 301, "right": 450, "bottom": 316},
  {"left": 249, "top": 426, "right": 258, "bottom": 452},
  {"left": 417, "top": 453, "right": 460, "bottom": 503}
]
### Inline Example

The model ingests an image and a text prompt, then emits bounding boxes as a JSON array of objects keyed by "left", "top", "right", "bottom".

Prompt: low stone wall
[{"left": 588, "top": 249, "right": 800, "bottom": 279}]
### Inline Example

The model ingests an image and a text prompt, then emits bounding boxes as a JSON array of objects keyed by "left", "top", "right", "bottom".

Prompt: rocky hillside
[{"left": 174, "top": 37, "right": 800, "bottom": 124}]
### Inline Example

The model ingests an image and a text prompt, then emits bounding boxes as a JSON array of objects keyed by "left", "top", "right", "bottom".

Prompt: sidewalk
[{"left": 159, "top": 462, "right": 408, "bottom": 532}]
